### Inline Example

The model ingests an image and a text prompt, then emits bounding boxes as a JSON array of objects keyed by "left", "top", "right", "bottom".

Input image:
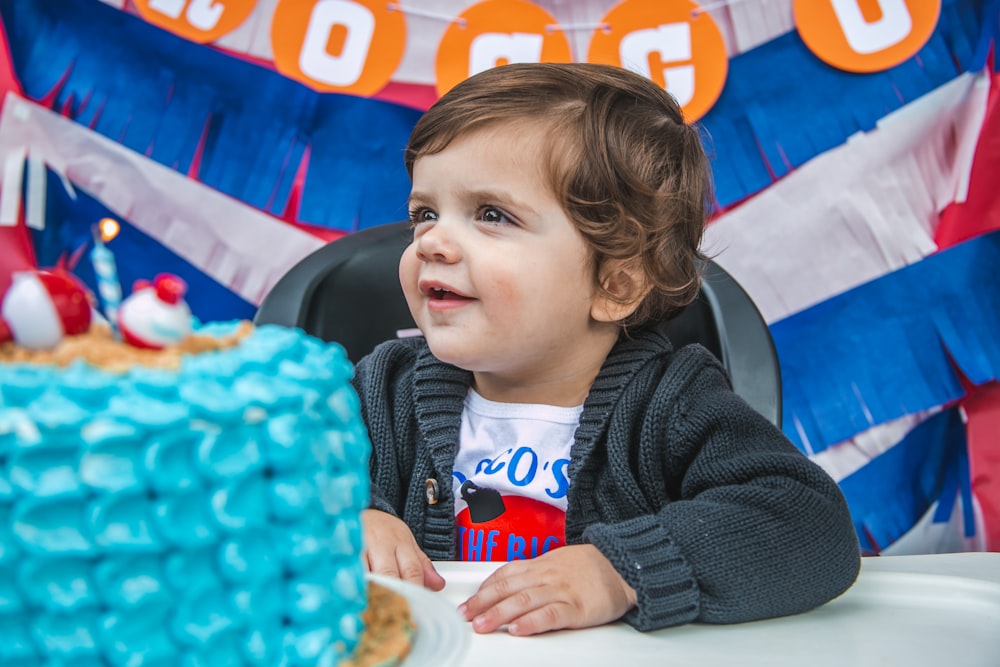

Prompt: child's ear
[{"left": 591, "top": 261, "right": 651, "bottom": 323}]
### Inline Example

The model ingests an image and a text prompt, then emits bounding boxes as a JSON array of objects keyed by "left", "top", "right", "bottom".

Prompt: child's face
[{"left": 400, "top": 123, "right": 621, "bottom": 403}]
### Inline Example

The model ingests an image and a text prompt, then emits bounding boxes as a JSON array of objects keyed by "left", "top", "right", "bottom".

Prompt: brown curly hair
[{"left": 405, "top": 62, "right": 713, "bottom": 329}]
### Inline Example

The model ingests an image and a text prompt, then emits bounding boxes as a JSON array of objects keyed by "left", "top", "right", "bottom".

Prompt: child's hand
[
  {"left": 459, "top": 544, "right": 637, "bottom": 636},
  {"left": 361, "top": 509, "right": 446, "bottom": 591}
]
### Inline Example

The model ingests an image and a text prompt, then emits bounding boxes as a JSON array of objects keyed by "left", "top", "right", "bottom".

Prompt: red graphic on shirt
[{"left": 456, "top": 481, "right": 565, "bottom": 561}]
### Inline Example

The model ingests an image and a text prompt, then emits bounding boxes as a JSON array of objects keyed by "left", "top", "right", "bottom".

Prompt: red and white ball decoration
[
  {"left": 2, "top": 216, "right": 193, "bottom": 351},
  {"left": 117, "top": 274, "right": 193, "bottom": 349},
  {"left": 0, "top": 270, "right": 92, "bottom": 349}
]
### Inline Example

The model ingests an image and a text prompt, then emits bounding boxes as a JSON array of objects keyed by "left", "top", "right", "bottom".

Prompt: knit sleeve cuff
[{"left": 584, "top": 516, "right": 700, "bottom": 631}]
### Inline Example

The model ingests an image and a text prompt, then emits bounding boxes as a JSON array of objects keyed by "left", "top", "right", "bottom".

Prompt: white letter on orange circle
[
  {"left": 136, "top": 0, "right": 256, "bottom": 44},
  {"left": 793, "top": 0, "right": 939, "bottom": 73},
  {"left": 434, "top": 0, "right": 571, "bottom": 98},
  {"left": 833, "top": 0, "right": 912, "bottom": 54},
  {"left": 148, "top": 0, "right": 185, "bottom": 18},
  {"left": 299, "top": 0, "right": 374, "bottom": 87},
  {"left": 587, "top": 0, "right": 727, "bottom": 122},
  {"left": 187, "top": 0, "right": 225, "bottom": 30},
  {"left": 469, "top": 32, "right": 544, "bottom": 75},
  {"left": 148, "top": 0, "right": 223, "bottom": 30},
  {"left": 620, "top": 24, "right": 694, "bottom": 107},
  {"left": 271, "top": 0, "right": 405, "bottom": 96}
]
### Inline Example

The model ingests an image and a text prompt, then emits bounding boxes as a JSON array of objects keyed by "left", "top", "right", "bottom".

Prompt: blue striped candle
[{"left": 90, "top": 218, "right": 122, "bottom": 337}]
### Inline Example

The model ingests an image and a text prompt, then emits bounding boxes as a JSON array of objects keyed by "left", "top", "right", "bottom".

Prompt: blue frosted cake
[{"left": 0, "top": 322, "right": 406, "bottom": 666}]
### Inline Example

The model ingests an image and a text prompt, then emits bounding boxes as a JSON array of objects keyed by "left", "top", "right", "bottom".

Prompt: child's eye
[
  {"left": 478, "top": 206, "right": 512, "bottom": 226},
  {"left": 408, "top": 208, "right": 437, "bottom": 225}
]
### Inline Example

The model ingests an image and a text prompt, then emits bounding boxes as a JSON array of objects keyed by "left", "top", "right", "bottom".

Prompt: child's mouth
[{"left": 431, "top": 288, "right": 465, "bottom": 300}]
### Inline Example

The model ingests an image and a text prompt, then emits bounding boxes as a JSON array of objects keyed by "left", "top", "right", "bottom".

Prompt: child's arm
[
  {"left": 580, "top": 347, "right": 861, "bottom": 632},
  {"left": 362, "top": 508, "right": 446, "bottom": 591},
  {"left": 352, "top": 341, "right": 447, "bottom": 591},
  {"left": 458, "top": 544, "right": 636, "bottom": 636}
]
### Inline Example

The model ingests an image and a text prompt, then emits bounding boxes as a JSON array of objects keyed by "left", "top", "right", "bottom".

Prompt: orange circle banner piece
[
  {"left": 587, "top": 0, "right": 728, "bottom": 123},
  {"left": 793, "top": 0, "right": 941, "bottom": 73},
  {"left": 270, "top": 0, "right": 407, "bottom": 96},
  {"left": 435, "top": 0, "right": 572, "bottom": 98},
  {"left": 134, "top": 0, "right": 257, "bottom": 44}
]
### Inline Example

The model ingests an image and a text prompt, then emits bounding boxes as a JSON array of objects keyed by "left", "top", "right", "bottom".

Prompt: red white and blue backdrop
[{"left": 0, "top": 0, "right": 998, "bottom": 555}]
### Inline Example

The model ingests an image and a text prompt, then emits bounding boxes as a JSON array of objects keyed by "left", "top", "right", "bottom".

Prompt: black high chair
[{"left": 254, "top": 221, "right": 782, "bottom": 427}]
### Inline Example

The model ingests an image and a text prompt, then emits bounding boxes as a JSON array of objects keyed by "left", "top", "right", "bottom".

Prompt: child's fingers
[
  {"left": 466, "top": 580, "right": 572, "bottom": 635},
  {"left": 469, "top": 557, "right": 532, "bottom": 607},
  {"left": 390, "top": 544, "right": 429, "bottom": 587},
  {"left": 365, "top": 544, "right": 404, "bottom": 579},
  {"left": 422, "top": 558, "right": 447, "bottom": 591},
  {"left": 361, "top": 509, "right": 441, "bottom": 589},
  {"left": 365, "top": 543, "right": 444, "bottom": 591},
  {"left": 504, "top": 604, "right": 573, "bottom": 636},
  {"left": 459, "top": 562, "right": 558, "bottom": 632}
]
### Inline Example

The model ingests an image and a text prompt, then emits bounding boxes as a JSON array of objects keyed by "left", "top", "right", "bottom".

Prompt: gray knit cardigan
[{"left": 351, "top": 326, "right": 861, "bottom": 631}]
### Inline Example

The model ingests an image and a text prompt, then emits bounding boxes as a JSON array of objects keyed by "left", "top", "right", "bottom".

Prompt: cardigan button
[{"left": 425, "top": 478, "right": 439, "bottom": 505}]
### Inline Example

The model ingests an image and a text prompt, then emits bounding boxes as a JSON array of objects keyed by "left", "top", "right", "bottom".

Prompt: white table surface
[{"left": 426, "top": 553, "right": 1000, "bottom": 667}]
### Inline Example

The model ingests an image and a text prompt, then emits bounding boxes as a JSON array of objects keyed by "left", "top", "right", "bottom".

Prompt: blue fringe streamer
[
  {"left": 0, "top": 0, "right": 992, "bottom": 222},
  {"left": 931, "top": 437, "right": 976, "bottom": 538},
  {"left": 700, "top": 0, "right": 993, "bottom": 207},
  {"left": 839, "top": 407, "right": 969, "bottom": 554},
  {"left": 772, "top": 231, "right": 1000, "bottom": 454},
  {"left": 0, "top": 0, "right": 421, "bottom": 232}
]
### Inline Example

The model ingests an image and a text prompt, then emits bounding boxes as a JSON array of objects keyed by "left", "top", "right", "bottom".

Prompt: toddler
[{"left": 353, "top": 62, "right": 860, "bottom": 636}]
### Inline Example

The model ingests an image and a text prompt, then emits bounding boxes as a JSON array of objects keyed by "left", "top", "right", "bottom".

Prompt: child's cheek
[{"left": 486, "top": 277, "right": 524, "bottom": 320}]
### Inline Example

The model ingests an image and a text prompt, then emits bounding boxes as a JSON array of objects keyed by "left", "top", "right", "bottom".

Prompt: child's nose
[{"left": 414, "top": 222, "right": 460, "bottom": 263}]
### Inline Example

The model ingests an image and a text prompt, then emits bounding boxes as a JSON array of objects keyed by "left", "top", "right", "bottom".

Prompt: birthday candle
[{"left": 91, "top": 217, "right": 123, "bottom": 336}]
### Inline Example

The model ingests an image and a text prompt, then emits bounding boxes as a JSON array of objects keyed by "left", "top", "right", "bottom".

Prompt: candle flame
[{"left": 98, "top": 217, "right": 120, "bottom": 243}]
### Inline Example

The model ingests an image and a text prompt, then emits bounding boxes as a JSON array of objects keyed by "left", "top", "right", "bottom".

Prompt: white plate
[{"left": 368, "top": 574, "right": 470, "bottom": 667}]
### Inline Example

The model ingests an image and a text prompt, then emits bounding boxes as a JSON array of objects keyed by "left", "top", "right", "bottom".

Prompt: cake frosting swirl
[{"left": 0, "top": 322, "right": 373, "bottom": 666}]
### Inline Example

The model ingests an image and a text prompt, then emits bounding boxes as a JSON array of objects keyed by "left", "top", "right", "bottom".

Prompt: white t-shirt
[{"left": 452, "top": 388, "right": 581, "bottom": 562}]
